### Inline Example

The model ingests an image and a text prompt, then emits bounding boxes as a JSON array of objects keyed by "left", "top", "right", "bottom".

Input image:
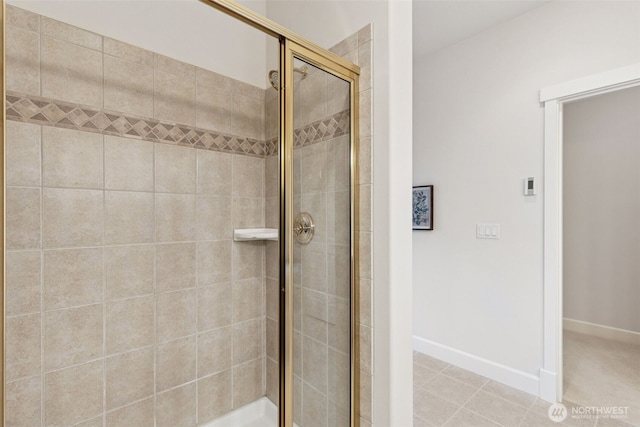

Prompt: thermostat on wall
[{"left": 524, "top": 177, "right": 536, "bottom": 196}]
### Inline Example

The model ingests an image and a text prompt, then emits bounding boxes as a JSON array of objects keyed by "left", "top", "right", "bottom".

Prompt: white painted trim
[
  {"left": 541, "top": 62, "right": 640, "bottom": 404},
  {"left": 413, "top": 336, "right": 539, "bottom": 397},
  {"left": 564, "top": 318, "right": 640, "bottom": 346},
  {"left": 540, "top": 63, "right": 640, "bottom": 102}
]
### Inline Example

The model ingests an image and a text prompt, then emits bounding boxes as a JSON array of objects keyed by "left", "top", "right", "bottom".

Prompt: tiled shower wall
[
  {"left": 5, "top": 5, "right": 269, "bottom": 426},
  {"left": 263, "top": 27, "right": 374, "bottom": 427},
  {"left": 5, "top": 4, "right": 373, "bottom": 427}
]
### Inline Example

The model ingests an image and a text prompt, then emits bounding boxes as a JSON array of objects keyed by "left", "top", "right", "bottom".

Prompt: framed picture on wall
[{"left": 413, "top": 185, "right": 433, "bottom": 230}]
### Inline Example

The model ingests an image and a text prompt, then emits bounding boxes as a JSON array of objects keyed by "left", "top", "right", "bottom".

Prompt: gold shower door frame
[{"left": 0, "top": 1, "right": 360, "bottom": 426}]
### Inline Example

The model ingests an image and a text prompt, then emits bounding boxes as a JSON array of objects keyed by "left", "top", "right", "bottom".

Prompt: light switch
[{"left": 477, "top": 223, "right": 500, "bottom": 239}]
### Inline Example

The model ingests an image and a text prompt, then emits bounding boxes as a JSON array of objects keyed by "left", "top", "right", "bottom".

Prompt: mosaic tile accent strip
[
  {"left": 6, "top": 91, "right": 266, "bottom": 157},
  {"left": 264, "top": 110, "right": 351, "bottom": 156},
  {"left": 6, "top": 91, "right": 350, "bottom": 158}
]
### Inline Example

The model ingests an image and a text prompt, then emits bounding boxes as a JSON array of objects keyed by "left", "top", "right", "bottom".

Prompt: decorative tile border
[
  {"left": 265, "top": 110, "right": 351, "bottom": 156},
  {"left": 6, "top": 91, "right": 350, "bottom": 158}
]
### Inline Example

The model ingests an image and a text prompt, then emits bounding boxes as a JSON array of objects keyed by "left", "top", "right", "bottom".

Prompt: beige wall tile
[
  {"left": 328, "top": 296, "right": 350, "bottom": 354},
  {"left": 198, "top": 241, "right": 232, "bottom": 286},
  {"left": 104, "top": 55, "right": 154, "bottom": 117},
  {"left": 303, "top": 382, "right": 328, "bottom": 427},
  {"left": 294, "top": 375, "right": 303, "bottom": 424},
  {"left": 43, "top": 247, "right": 103, "bottom": 310},
  {"left": 232, "top": 155, "right": 264, "bottom": 198},
  {"left": 301, "top": 193, "right": 327, "bottom": 244},
  {"left": 359, "top": 278, "right": 372, "bottom": 328},
  {"left": 359, "top": 371, "right": 372, "bottom": 421},
  {"left": 155, "top": 193, "right": 196, "bottom": 242},
  {"left": 155, "top": 143, "right": 196, "bottom": 194},
  {"left": 106, "top": 398, "right": 154, "bottom": 427},
  {"left": 266, "top": 277, "right": 279, "bottom": 321},
  {"left": 358, "top": 185, "right": 372, "bottom": 232},
  {"left": 105, "top": 191, "right": 154, "bottom": 245},
  {"left": 328, "top": 349, "right": 350, "bottom": 407},
  {"left": 233, "top": 278, "right": 263, "bottom": 323},
  {"left": 198, "top": 284, "right": 232, "bottom": 332},
  {"left": 358, "top": 231, "right": 372, "bottom": 280},
  {"left": 156, "top": 383, "right": 197, "bottom": 427},
  {"left": 359, "top": 89, "right": 372, "bottom": 139},
  {"left": 327, "top": 135, "right": 350, "bottom": 192},
  {"left": 6, "top": 187, "right": 41, "bottom": 250},
  {"left": 230, "top": 93, "right": 263, "bottom": 140},
  {"left": 41, "top": 36, "right": 103, "bottom": 107},
  {"left": 301, "top": 242, "right": 327, "bottom": 292},
  {"left": 197, "top": 149, "right": 232, "bottom": 196},
  {"left": 6, "top": 376, "right": 41, "bottom": 427},
  {"left": 359, "top": 137, "right": 372, "bottom": 185},
  {"left": 231, "top": 79, "right": 263, "bottom": 101},
  {"left": 42, "top": 126, "right": 103, "bottom": 189},
  {"left": 196, "top": 196, "right": 232, "bottom": 241},
  {"left": 232, "top": 358, "right": 264, "bottom": 409},
  {"left": 44, "top": 304, "right": 103, "bottom": 371},
  {"left": 232, "top": 241, "right": 263, "bottom": 281},
  {"left": 265, "top": 155, "right": 279, "bottom": 198},
  {"left": 43, "top": 188, "right": 103, "bottom": 248},
  {"left": 6, "top": 121, "right": 41, "bottom": 187},
  {"left": 302, "top": 70, "right": 328, "bottom": 127},
  {"left": 330, "top": 33, "right": 358, "bottom": 57},
  {"left": 327, "top": 73, "right": 350, "bottom": 117},
  {"left": 156, "top": 289, "right": 197, "bottom": 342},
  {"left": 6, "top": 25, "right": 40, "bottom": 94},
  {"left": 104, "top": 38, "right": 153, "bottom": 67},
  {"left": 232, "top": 197, "right": 264, "bottom": 229},
  {"left": 233, "top": 317, "right": 263, "bottom": 365},
  {"left": 196, "top": 67, "right": 231, "bottom": 92},
  {"left": 154, "top": 70, "right": 196, "bottom": 126},
  {"left": 196, "top": 85, "right": 231, "bottom": 133},
  {"left": 265, "top": 242, "right": 279, "bottom": 280},
  {"left": 105, "top": 245, "right": 154, "bottom": 300},
  {"left": 301, "top": 142, "right": 328, "bottom": 194},
  {"left": 294, "top": 149, "right": 302, "bottom": 196},
  {"left": 327, "top": 244, "right": 350, "bottom": 299},
  {"left": 45, "top": 360, "right": 104, "bottom": 426},
  {"left": 197, "top": 370, "right": 233, "bottom": 423},
  {"left": 154, "top": 53, "right": 195, "bottom": 78},
  {"left": 6, "top": 250, "right": 41, "bottom": 316},
  {"left": 156, "top": 336, "right": 196, "bottom": 392},
  {"left": 104, "top": 135, "right": 154, "bottom": 192},
  {"left": 266, "top": 318, "right": 278, "bottom": 361},
  {"left": 41, "top": 16, "right": 102, "bottom": 51},
  {"left": 359, "top": 325, "right": 372, "bottom": 374},
  {"left": 6, "top": 314, "right": 41, "bottom": 381},
  {"left": 106, "top": 347, "right": 154, "bottom": 410},
  {"left": 156, "top": 242, "right": 196, "bottom": 292},
  {"left": 6, "top": 5, "right": 40, "bottom": 31},
  {"left": 106, "top": 295, "right": 154, "bottom": 355},
  {"left": 359, "top": 41, "right": 372, "bottom": 91},
  {"left": 264, "top": 90, "right": 279, "bottom": 141},
  {"left": 197, "top": 327, "right": 232, "bottom": 377},
  {"left": 303, "top": 336, "right": 328, "bottom": 393},
  {"left": 266, "top": 358, "right": 278, "bottom": 405}
]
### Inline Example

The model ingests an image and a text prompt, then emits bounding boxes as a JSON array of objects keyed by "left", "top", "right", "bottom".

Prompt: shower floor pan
[{"left": 202, "top": 397, "right": 300, "bottom": 427}]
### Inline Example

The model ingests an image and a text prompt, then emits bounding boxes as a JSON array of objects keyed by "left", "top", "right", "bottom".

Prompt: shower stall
[{"left": 1, "top": 0, "right": 367, "bottom": 426}]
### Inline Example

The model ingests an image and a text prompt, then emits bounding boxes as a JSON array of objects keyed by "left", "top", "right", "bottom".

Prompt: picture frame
[{"left": 413, "top": 185, "right": 433, "bottom": 230}]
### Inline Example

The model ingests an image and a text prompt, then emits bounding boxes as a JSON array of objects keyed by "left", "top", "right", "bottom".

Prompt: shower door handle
[{"left": 293, "top": 212, "right": 315, "bottom": 244}]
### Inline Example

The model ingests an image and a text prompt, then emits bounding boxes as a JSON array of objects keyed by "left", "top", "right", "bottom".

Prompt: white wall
[
  {"left": 413, "top": 0, "right": 640, "bottom": 393},
  {"left": 563, "top": 86, "right": 640, "bottom": 334},
  {"left": 7, "top": 0, "right": 272, "bottom": 88},
  {"left": 266, "top": 1, "right": 413, "bottom": 425}
]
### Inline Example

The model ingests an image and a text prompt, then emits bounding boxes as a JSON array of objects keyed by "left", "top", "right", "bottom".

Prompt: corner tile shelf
[{"left": 233, "top": 228, "right": 278, "bottom": 241}]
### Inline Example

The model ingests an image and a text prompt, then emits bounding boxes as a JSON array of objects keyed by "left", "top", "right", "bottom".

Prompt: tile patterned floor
[{"left": 413, "top": 351, "right": 638, "bottom": 427}]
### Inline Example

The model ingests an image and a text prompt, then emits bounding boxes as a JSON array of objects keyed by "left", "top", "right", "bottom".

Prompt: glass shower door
[{"left": 287, "top": 52, "right": 354, "bottom": 427}]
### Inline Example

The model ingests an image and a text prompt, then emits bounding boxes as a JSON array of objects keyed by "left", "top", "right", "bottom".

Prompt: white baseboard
[
  {"left": 538, "top": 369, "right": 558, "bottom": 403},
  {"left": 564, "top": 318, "right": 640, "bottom": 346},
  {"left": 413, "top": 336, "right": 539, "bottom": 397}
]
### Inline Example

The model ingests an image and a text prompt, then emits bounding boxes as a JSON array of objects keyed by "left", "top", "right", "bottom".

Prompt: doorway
[{"left": 541, "top": 63, "right": 640, "bottom": 421}]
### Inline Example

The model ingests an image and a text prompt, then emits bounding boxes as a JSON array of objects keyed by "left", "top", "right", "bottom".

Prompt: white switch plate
[{"left": 477, "top": 223, "right": 500, "bottom": 239}]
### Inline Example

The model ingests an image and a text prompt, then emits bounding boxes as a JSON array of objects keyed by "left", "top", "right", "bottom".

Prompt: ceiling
[{"left": 413, "top": 0, "right": 550, "bottom": 59}]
